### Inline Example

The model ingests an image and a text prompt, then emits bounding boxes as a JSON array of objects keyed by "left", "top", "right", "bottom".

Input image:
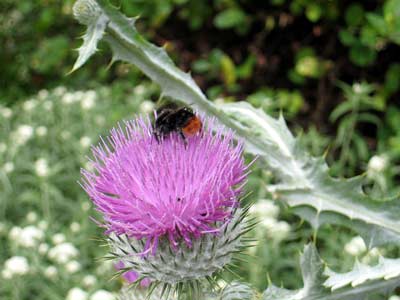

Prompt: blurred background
[{"left": 1, "top": 0, "right": 400, "bottom": 299}]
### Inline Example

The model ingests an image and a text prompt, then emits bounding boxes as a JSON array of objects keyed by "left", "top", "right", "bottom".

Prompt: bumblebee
[{"left": 153, "top": 103, "right": 202, "bottom": 142}]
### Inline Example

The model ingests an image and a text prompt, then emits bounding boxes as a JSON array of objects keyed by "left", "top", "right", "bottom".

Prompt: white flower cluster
[
  {"left": 3, "top": 162, "right": 14, "bottom": 174},
  {"left": 48, "top": 242, "right": 79, "bottom": 264},
  {"left": 2, "top": 256, "right": 29, "bottom": 279},
  {"left": 12, "top": 124, "right": 34, "bottom": 146},
  {"left": 249, "top": 199, "right": 290, "bottom": 242},
  {"left": 66, "top": 288, "right": 116, "bottom": 300},
  {"left": 23, "top": 99, "right": 38, "bottom": 111},
  {"left": 9, "top": 225, "right": 44, "bottom": 248},
  {"left": 35, "top": 158, "right": 49, "bottom": 177},
  {"left": 0, "top": 105, "right": 13, "bottom": 118},
  {"left": 61, "top": 90, "right": 97, "bottom": 109}
]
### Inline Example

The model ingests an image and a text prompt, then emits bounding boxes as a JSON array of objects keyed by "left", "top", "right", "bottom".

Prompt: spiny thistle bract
[{"left": 81, "top": 114, "right": 253, "bottom": 297}]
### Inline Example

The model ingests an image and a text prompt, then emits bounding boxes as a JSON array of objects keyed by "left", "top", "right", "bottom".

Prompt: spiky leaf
[
  {"left": 324, "top": 256, "right": 400, "bottom": 291},
  {"left": 262, "top": 244, "right": 400, "bottom": 300},
  {"left": 72, "top": 0, "right": 108, "bottom": 72},
  {"left": 220, "top": 102, "right": 400, "bottom": 247}
]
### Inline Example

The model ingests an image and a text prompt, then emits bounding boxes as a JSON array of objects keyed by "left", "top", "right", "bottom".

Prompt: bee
[{"left": 153, "top": 103, "right": 202, "bottom": 143}]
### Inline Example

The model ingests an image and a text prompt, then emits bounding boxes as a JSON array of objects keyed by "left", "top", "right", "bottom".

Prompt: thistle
[{"left": 81, "top": 114, "right": 253, "bottom": 298}]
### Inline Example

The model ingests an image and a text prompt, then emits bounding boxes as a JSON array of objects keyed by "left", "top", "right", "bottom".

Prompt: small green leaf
[
  {"left": 214, "top": 8, "right": 247, "bottom": 30},
  {"left": 220, "top": 54, "right": 237, "bottom": 86},
  {"left": 305, "top": 3, "right": 322, "bottom": 22},
  {"left": 339, "top": 29, "right": 356, "bottom": 46},
  {"left": 345, "top": 3, "right": 365, "bottom": 27},
  {"left": 366, "top": 13, "right": 388, "bottom": 35},
  {"left": 349, "top": 44, "right": 377, "bottom": 66},
  {"left": 385, "top": 63, "right": 400, "bottom": 94}
]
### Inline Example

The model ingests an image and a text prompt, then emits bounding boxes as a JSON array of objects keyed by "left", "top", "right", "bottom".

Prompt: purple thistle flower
[{"left": 81, "top": 115, "right": 248, "bottom": 254}]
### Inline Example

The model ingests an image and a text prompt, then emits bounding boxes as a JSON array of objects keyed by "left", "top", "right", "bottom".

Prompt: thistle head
[{"left": 81, "top": 113, "right": 252, "bottom": 295}]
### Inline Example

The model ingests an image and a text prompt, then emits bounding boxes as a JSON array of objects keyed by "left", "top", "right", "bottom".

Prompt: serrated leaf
[
  {"left": 72, "top": 1, "right": 400, "bottom": 247},
  {"left": 262, "top": 244, "right": 400, "bottom": 300},
  {"left": 324, "top": 256, "right": 400, "bottom": 290},
  {"left": 72, "top": 13, "right": 108, "bottom": 72},
  {"left": 219, "top": 101, "right": 400, "bottom": 248}
]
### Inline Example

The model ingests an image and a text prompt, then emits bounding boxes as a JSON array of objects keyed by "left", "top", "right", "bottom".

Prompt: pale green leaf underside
[
  {"left": 262, "top": 244, "right": 400, "bottom": 300},
  {"left": 72, "top": 13, "right": 108, "bottom": 72},
  {"left": 324, "top": 256, "right": 400, "bottom": 291},
  {"left": 72, "top": 0, "right": 400, "bottom": 247}
]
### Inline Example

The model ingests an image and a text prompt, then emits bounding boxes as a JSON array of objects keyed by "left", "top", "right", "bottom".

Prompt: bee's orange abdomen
[{"left": 182, "top": 116, "right": 202, "bottom": 136}]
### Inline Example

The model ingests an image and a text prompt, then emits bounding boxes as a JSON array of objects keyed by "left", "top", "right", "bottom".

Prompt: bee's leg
[
  {"left": 153, "top": 130, "right": 161, "bottom": 144},
  {"left": 178, "top": 130, "right": 188, "bottom": 148}
]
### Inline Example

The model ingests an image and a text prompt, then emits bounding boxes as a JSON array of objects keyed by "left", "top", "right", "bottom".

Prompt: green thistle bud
[{"left": 73, "top": 0, "right": 102, "bottom": 25}]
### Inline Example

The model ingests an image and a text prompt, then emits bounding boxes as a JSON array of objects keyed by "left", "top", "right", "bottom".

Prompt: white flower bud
[
  {"left": 249, "top": 199, "right": 280, "bottom": 219},
  {"left": 139, "top": 100, "right": 155, "bottom": 114},
  {"left": 44, "top": 265, "right": 58, "bottom": 278},
  {"left": 52, "top": 233, "right": 66, "bottom": 245},
  {"left": 3, "top": 162, "right": 14, "bottom": 174},
  {"left": 38, "top": 243, "right": 50, "bottom": 255},
  {"left": 134, "top": 84, "right": 146, "bottom": 95},
  {"left": 38, "top": 89, "right": 49, "bottom": 99},
  {"left": 83, "top": 274, "right": 97, "bottom": 287},
  {"left": 80, "top": 136, "right": 92, "bottom": 148},
  {"left": 36, "top": 126, "right": 48, "bottom": 137},
  {"left": 26, "top": 211, "right": 38, "bottom": 223},
  {"left": 13, "top": 125, "right": 34, "bottom": 145},
  {"left": 9, "top": 226, "right": 22, "bottom": 240},
  {"left": 35, "top": 158, "right": 49, "bottom": 177},
  {"left": 23, "top": 99, "right": 37, "bottom": 111},
  {"left": 4, "top": 256, "right": 29, "bottom": 276},
  {"left": 66, "top": 260, "right": 81, "bottom": 273},
  {"left": 38, "top": 220, "right": 48, "bottom": 230},
  {"left": 67, "top": 288, "right": 88, "bottom": 300},
  {"left": 368, "top": 155, "right": 388, "bottom": 173},
  {"left": 1, "top": 107, "right": 13, "bottom": 118},
  {"left": 90, "top": 290, "right": 116, "bottom": 300},
  {"left": 344, "top": 236, "right": 367, "bottom": 256},
  {"left": 70, "top": 222, "right": 81, "bottom": 233}
]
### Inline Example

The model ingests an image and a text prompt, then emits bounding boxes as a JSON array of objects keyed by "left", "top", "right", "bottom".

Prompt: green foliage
[
  {"left": 4, "top": 0, "right": 400, "bottom": 299},
  {"left": 72, "top": 2, "right": 400, "bottom": 299},
  {"left": 214, "top": 8, "right": 248, "bottom": 33},
  {"left": 289, "top": 47, "right": 331, "bottom": 84},
  {"left": 329, "top": 81, "right": 384, "bottom": 176},
  {"left": 263, "top": 245, "right": 400, "bottom": 300}
]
